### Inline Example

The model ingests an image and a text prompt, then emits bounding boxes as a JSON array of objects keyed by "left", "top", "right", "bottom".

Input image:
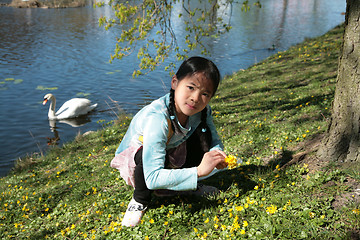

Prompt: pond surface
[{"left": 0, "top": 0, "right": 346, "bottom": 177}]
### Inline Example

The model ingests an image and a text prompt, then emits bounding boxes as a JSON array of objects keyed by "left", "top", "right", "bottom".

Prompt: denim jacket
[{"left": 113, "top": 93, "right": 224, "bottom": 191}]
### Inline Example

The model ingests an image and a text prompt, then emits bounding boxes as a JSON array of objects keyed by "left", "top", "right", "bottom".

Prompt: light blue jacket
[{"left": 115, "top": 93, "right": 224, "bottom": 191}]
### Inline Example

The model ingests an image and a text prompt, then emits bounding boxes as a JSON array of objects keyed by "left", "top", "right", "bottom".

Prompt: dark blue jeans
[{"left": 133, "top": 132, "right": 204, "bottom": 206}]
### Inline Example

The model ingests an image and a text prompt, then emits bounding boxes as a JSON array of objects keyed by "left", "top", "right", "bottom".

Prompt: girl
[{"left": 111, "top": 56, "right": 228, "bottom": 227}]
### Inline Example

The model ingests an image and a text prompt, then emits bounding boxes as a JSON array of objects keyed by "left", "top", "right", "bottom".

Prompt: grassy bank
[{"left": 1, "top": 24, "right": 359, "bottom": 239}]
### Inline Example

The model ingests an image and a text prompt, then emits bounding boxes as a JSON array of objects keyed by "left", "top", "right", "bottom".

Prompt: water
[{"left": 0, "top": 0, "right": 346, "bottom": 177}]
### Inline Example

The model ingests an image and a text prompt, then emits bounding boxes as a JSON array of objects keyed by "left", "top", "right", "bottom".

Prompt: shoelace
[{"left": 127, "top": 204, "right": 146, "bottom": 211}]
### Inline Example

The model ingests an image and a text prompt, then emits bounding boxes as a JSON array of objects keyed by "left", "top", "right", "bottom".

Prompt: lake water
[{"left": 0, "top": 0, "right": 346, "bottom": 177}]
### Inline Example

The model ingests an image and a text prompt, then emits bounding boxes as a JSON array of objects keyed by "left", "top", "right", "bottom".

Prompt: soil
[
  {"left": 263, "top": 133, "right": 359, "bottom": 207},
  {"left": 283, "top": 134, "right": 360, "bottom": 239}
]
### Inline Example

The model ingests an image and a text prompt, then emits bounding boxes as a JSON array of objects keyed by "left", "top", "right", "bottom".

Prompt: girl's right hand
[{"left": 197, "top": 150, "right": 227, "bottom": 178}]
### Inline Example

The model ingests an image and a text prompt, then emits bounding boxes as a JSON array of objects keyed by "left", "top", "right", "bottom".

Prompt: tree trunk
[{"left": 317, "top": 0, "right": 360, "bottom": 163}]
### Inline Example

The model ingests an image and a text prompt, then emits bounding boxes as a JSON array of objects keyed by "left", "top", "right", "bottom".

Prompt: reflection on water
[
  {"left": 0, "top": 0, "right": 346, "bottom": 177},
  {"left": 47, "top": 116, "right": 91, "bottom": 145}
]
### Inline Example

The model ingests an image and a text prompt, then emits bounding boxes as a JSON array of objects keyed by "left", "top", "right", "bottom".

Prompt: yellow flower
[
  {"left": 221, "top": 224, "right": 227, "bottom": 231},
  {"left": 243, "top": 221, "right": 248, "bottom": 227},
  {"left": 352, "top": 209, "right": 359, "bottom": 214},
  {"left": 254, "top": 185, "right": 259, "bottom": 190},
  {"left": 224, "top": 155, "right": 237, "bottom": 169},
  {"left": 149, "top": 219, "right": 154, "bottom": 224},
  {"left": 236, "top": 205, "right": 244, "bottom": 212},
  {"left": 204, "top": 218, "right": 209, "bottom": 223},
  {"left": 266, "top": 205, "right": 277, "bottom": 214},
  {"left": 240, "top": 229, "right": 246, "bottom": 234}
]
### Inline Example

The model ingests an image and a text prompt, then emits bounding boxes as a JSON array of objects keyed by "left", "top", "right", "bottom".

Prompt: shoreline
[{"left": 2, "top": 0, "right": 87, "bottom": 8}]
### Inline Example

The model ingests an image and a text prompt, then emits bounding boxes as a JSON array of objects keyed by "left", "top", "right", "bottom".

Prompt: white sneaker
[{"left": 121, "top": 198, "right": 147, "bottom": 227}]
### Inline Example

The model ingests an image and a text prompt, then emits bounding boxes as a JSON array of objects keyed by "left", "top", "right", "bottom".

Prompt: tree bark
[{"left": 317, "top": 0, "right": 360, "bottom": 163}]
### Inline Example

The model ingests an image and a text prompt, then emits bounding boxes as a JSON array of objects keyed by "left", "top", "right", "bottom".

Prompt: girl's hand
[{"left": 197, "top": 150, "right": 227, "bottom": 178}]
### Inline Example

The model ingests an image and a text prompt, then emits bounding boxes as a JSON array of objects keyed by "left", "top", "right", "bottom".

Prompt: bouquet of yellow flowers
[{"left": 224, "top": 155, "right": 237, "bottom": 170}]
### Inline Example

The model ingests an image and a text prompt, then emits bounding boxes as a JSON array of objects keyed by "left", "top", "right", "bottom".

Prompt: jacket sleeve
[{"left": 141, "top": 114, "right": 198, "bottom": 191}]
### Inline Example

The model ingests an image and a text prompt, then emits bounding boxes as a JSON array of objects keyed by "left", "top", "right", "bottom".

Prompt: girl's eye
[{"left": 188, "top": 86, "right": 194, "bottom": 90}]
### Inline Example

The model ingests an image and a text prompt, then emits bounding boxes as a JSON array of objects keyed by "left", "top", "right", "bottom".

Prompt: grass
[{"left": 1, "top": 23, "right": 359, "bottom": 239}]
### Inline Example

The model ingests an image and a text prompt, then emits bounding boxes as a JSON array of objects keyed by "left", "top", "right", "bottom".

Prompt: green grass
[{"left": 1, "top": 24, "right": 359, "bottom": 239}]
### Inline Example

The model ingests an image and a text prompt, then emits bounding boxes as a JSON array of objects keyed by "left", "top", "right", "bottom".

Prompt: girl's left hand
[
  {"left": 214, "top": 150, "right": 228, "bottom": 169},
  {"left": 197, "top": 150, "right": 227, "bottom": 177}
]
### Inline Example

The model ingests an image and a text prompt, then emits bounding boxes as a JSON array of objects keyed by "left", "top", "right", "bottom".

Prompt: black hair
[{"left": 169, "top": 56, "right": 221, "bottom": 153}]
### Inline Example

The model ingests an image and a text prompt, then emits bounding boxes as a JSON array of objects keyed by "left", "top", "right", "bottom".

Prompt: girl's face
[{"left": 171, "top": 72, "right": 214, "bottom": 125}]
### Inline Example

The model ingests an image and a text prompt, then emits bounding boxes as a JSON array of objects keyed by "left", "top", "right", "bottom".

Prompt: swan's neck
[{"left": 48, "top": 97, "right": 56, "bottom": 119}]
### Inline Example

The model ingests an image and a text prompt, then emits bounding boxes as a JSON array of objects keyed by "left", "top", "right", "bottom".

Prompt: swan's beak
[{"left": 43, "top": 99, "right": 48, "bottom": 105}]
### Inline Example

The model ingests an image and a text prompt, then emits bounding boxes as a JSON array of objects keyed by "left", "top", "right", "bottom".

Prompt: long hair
[{"left": 168, "top": 56, "right": 221, "bottom": 152}]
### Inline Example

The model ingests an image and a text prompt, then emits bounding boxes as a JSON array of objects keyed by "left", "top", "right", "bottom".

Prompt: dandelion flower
[{"left": 225, "top": 155, "right": 237, "bottom": 169}]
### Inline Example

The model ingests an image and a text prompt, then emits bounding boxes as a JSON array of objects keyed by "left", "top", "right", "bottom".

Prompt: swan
[{"left": 43, "top": 93, "right": 97, "bottom": 120}]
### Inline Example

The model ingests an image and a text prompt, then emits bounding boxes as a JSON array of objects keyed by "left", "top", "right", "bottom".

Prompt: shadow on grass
[
  {"left": 150, "top": 147, "right": 306, "bottom": 211},
  {"left": 150, "top": 166, "right": 259, "bottom": 212}
]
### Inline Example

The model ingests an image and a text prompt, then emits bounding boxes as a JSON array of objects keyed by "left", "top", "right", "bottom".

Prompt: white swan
[{"left": 43, "top": 93, "right": 97, "bottom": 120}]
